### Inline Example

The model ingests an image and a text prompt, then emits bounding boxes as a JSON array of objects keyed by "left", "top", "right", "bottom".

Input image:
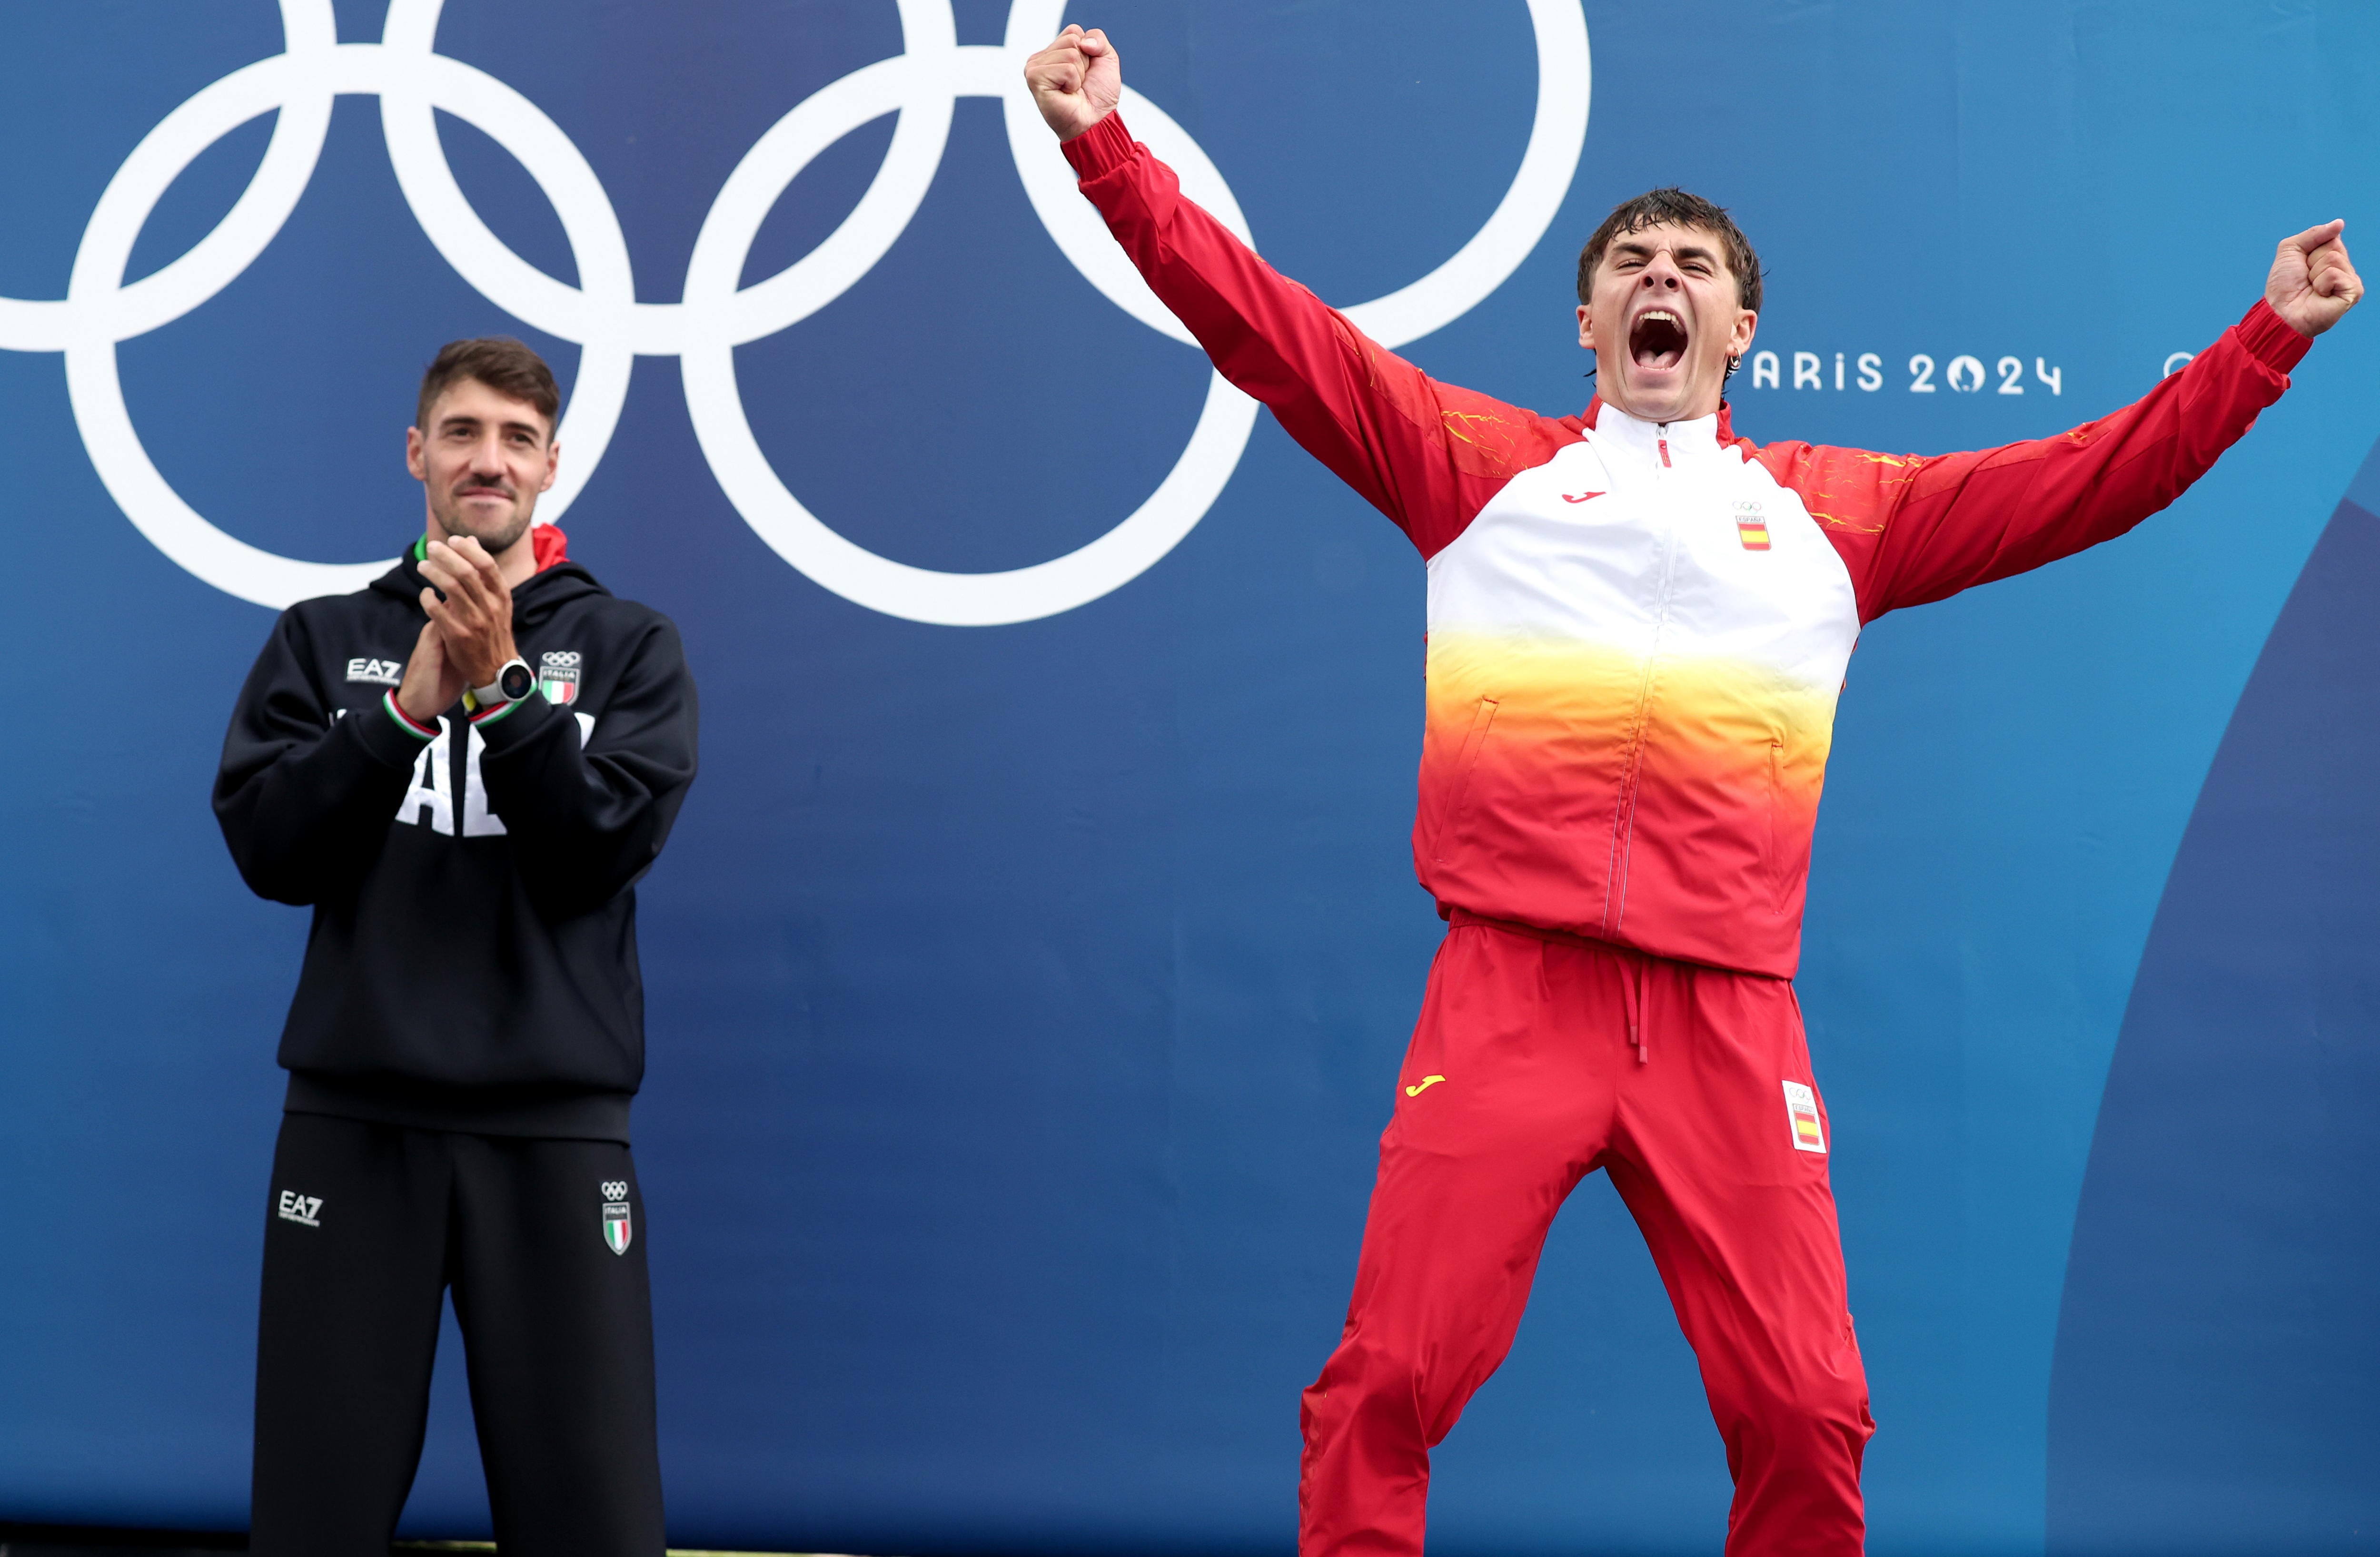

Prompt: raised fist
[
  {"left": 1024, "top": 24, "right": 1120, "bottom": 141},
  {"left": 2267, "top": 220, "right": 2363, "bottom": 337}
]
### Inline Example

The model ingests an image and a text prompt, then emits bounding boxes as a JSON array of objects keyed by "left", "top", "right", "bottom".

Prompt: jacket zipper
[{"left": 1605, "top": 424, "right": 1681, "bottom": 935}]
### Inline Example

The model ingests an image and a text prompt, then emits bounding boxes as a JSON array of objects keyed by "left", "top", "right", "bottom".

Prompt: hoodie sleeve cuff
[
  {"left": 348, "top": 690, "right": 439, "bottom": 769},
  {"left": 1060, "top": 112, "right": 1136, "bottom": 181},
  {"left": 471, "top": 684, "right": 562, "bottom": 752},
  {"left": 2236, "top": 298, "right": 2313, "bottom": 375}
]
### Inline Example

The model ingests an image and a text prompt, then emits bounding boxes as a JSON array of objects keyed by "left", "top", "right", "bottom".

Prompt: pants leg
[
  {"left": 448, "top": 1135, "right": 665, "bottom": 1557},
  {"left": 250, "top": 1114, "right": 452, "bottom": 1557},
  {"left": 1609, "top": 966, "right": 1873, "bottom": 1557},
  {"left": 1299, "top": 925, "right": 1626, "bottom": 1557}
]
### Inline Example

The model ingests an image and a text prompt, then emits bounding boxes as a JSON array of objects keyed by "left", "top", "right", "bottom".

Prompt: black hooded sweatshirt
[{"left": 215, "top": 538, "right": 699, "bottom": 1142}]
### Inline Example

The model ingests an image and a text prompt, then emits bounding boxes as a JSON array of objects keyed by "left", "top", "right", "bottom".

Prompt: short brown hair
[
  {"left": 415, "top": 336, "right": 561, "bottom": 437},
  {"left": 1576, "top": 189, "right": 1763, "bottom": 315}
]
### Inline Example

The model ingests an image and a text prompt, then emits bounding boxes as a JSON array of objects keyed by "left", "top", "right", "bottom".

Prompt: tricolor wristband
[
  {"left": 382, "top": 690, "right": 439, "bottom": 740},
  {"left": 468, "top": 694, "right": 522, "bottom": 729}
]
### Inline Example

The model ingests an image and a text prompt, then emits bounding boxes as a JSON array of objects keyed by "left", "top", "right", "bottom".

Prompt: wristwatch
[{"left": 464, "top": 657, "right": 536, "bottom": 714}]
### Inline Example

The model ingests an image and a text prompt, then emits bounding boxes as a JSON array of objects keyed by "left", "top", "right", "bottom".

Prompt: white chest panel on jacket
[{"left": 1426, "top": 408, "right": 1860, "bottom": 695}]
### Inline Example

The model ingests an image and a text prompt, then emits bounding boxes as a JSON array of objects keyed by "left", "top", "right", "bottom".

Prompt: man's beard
[{"left": 433, "top": 489, "right": 534, "bottom": 553}]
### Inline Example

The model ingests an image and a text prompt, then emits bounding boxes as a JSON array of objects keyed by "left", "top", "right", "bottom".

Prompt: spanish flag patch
[
  {"left": 1783, "top": 1080, "right": 1827, "bottom": 1154},
  {"left": 1737, "top": 516, "right": 1771, "bottom": 551}
]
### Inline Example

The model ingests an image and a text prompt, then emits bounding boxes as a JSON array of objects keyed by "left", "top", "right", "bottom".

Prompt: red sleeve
[
  {"left": 1063, "top": 113, "right": 1577, "bottom": 560},
  {"left": 1750, "top": 301, "right": 2311, "bottom": 622}
]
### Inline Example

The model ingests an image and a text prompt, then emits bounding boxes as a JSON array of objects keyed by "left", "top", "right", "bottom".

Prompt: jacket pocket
[{"left": 1431, "top": 697, "right": 1500, "bottom": 865}]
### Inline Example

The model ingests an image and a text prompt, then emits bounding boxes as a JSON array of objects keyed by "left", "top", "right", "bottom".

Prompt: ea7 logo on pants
[{"left": 276, "top": 1190, "right": 323, "bottom": 1227}]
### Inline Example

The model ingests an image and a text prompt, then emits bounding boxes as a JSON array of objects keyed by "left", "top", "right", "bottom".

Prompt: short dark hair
[
  {"left": 1576, "top": 189, "right": 1763, "bottom": 315},
  {"left": 415, "top": 336, "right": 560, "bottom": 438}
]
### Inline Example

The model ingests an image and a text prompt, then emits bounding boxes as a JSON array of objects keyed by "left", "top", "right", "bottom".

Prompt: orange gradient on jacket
[{"left": 1414, "top": 631, "right": 1838, "bottom": 974}]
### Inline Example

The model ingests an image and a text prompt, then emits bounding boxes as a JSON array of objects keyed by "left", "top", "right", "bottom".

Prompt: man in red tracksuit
[{"left": 1026, "top": 24, "right": 2363, "bottom": 1557}]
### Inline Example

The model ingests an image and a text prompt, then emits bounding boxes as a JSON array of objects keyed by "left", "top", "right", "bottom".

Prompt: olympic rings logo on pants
[{"left": 0, "top": 0, "right": 1589, "bottom": 625}]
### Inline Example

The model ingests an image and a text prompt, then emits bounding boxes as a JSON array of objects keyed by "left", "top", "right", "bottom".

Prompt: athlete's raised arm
[
  {"left": 1022, "top": 23, "right": 1121, "bottom": 142},
  {"left": 1023, "top": 26, "right": 1575, "bottom": 559},
  {"left": 1757, "top": 223, "right": 2362, "bottom": 621}
]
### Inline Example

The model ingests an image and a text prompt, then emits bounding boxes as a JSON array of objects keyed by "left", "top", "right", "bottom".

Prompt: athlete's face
[
  {"left": 1576, "top": 222, "right": 1757, "bottom": 425},
  {"left": 404, "top": 377, "right": 559, "bottom": 557}
]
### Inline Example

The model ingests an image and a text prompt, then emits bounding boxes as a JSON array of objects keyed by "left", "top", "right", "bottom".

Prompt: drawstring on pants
[
  {"left": 1443, "top": 907, "right": 1659, "bottom": 1064},
  {"left": 1621, "top": 951, "right": 1648, "bottom": 1064}
]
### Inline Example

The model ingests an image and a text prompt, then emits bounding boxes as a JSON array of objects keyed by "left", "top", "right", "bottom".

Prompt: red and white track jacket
[{"left": 1064, "top": 113, "right": 2311, "bottom": 978}]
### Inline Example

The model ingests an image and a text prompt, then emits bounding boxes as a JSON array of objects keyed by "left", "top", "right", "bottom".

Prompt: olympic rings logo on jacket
[{"left": 0, "top": 0, "right": 1588, "bottom": 624}]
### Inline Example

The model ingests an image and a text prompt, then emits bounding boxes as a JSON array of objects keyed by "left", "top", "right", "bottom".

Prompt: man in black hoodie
[{"left": 216, "top": 337, "right": 698, "bottom": 1556}]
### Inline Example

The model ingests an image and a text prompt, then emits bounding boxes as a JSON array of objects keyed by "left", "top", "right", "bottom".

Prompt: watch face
[{"left": 499, "top": 660, "right": 537, "bottom": 701}]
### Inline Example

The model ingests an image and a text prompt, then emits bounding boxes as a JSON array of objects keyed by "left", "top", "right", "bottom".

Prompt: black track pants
[{"left": 250, "top": 1112, "right": 664, "bottom": 1556}]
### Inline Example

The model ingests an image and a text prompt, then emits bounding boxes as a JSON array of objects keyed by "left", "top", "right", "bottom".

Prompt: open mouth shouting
[{"left": 1630, "top": 307, "right": 1689, "bottom": 372}]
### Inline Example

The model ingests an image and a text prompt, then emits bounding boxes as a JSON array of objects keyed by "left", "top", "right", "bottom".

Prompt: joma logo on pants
[{"left": 276, "top": 1191, "right": 323, "bottom": 1228}]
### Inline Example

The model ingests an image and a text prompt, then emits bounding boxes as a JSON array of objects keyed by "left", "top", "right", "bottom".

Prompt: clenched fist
[
  {"left": 1024, "top": 24, "right": 1120, "bottom": 141},
  {"left": 2267, "top": 220, "right": 2363, "bottom": 337}
]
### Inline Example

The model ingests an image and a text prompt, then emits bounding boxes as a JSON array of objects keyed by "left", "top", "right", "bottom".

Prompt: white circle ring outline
[
  {"left": 683, "top": 1, "right": 1590, "bottom": 624},
  {"left": 2, "top": 0, "right": 1589, "bottom": 622},
  {"left": 677, "top": 47, "right": 1269, "bottom": 628},
  {"left": 37, "top": 0, "right": 645, "bottom": 608}
]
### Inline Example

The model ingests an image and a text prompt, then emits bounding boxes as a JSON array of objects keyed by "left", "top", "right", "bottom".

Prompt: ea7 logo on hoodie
[{"left": 345, "top": 657, "right": 405, "bottom": 687}]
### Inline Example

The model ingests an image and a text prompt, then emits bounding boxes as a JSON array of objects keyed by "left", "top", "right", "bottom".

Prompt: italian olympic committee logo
[{"left": 0, "top": 0, "right": 1589, "bottom": 625}]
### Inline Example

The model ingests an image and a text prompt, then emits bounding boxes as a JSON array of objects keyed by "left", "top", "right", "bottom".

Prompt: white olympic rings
[{"left": 0, "top": 0, "right": 1590, "bottom": 623}]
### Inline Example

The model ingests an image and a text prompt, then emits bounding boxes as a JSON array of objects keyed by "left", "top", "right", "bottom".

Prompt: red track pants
[{"left": 1299, "top": 914, "right": 1874, "bottom": 1557}]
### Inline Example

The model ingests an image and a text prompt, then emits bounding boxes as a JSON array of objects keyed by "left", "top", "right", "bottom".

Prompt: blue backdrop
[{"left": 1, "top": 2, "right": 2374, "bottom": 1553}]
